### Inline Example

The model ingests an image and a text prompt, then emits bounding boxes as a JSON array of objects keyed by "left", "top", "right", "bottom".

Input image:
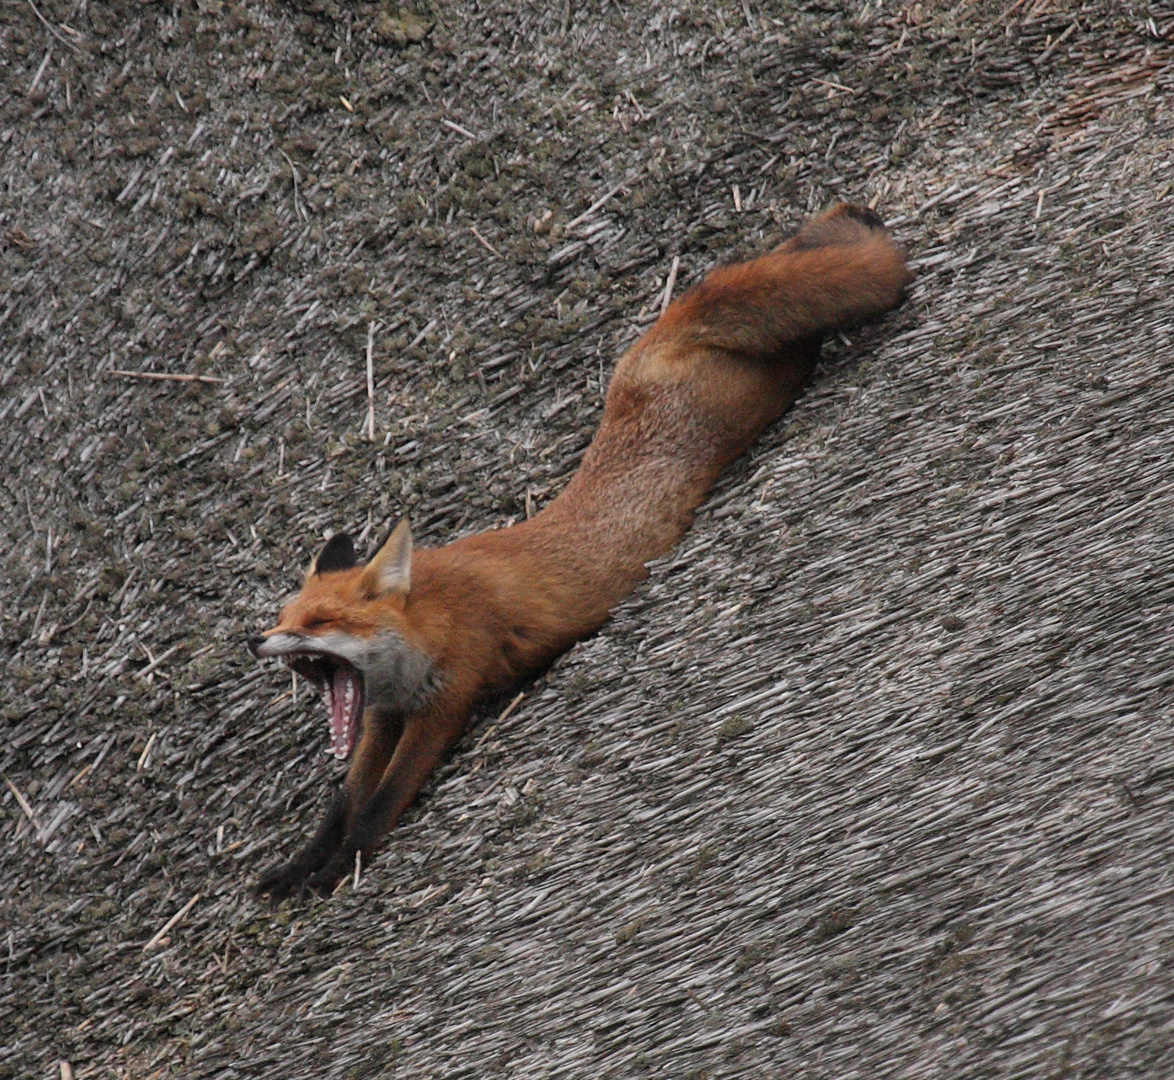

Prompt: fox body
[{"left": 248, "top": 204, "right": 910, "bottom": 900}]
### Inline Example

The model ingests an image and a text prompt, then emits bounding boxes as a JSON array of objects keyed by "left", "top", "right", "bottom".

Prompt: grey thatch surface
[{"left": 2, "top": 0, "right": 1174, "bottom": 1076}]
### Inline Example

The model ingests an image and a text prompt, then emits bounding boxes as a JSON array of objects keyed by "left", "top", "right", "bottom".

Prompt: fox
[{"left": 247, "top": 203, "right": 911, "bottom": 900}]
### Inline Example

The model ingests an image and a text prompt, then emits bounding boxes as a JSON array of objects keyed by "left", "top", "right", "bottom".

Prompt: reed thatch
[{"left": 2, "top": 0, "right": 1172, "bottom": 1076}]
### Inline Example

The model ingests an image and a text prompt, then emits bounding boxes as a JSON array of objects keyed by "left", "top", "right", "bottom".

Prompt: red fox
[{"left": 247, "top": 204, "right": 910, "bottom": 900}]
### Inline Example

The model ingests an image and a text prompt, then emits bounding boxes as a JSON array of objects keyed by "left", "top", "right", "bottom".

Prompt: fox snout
[{"left": 246, "top": 633, "right": 267, "bottom": 659}]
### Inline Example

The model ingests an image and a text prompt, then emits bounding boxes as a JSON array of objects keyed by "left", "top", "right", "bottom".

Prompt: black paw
[
  {"left": 255, "top": 860, "right": 312, "bottom": 903},
  {"left": 306, "top": 849, "right": 355, "bottom": 898}
]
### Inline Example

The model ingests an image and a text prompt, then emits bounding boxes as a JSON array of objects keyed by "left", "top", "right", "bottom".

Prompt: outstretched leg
[
  {"left": 256, "top": 710, "right": 401, "bottom": 902},
  {"left": 306, "top": 702, "right": 467, "bottom": 895}
]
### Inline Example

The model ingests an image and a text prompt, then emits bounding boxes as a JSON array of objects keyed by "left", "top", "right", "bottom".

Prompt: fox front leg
[
  {"left": 305, "top": 704, "right": 465, "bottom": 896},
  {"left": 256, "top": 710, "right": 400, "bottom": 903},
  {"left": 254, "top": 787, "right": 349, "bottom": 902}
]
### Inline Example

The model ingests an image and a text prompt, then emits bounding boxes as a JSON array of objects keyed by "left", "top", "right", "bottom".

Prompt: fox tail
[{"left": 660, "top": 203, "right": 911, "bottom": 360}]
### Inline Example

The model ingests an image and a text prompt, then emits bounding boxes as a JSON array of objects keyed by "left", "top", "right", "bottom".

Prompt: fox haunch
[{"left": 247, "top": 204, "right": 911, "bottom": 900}]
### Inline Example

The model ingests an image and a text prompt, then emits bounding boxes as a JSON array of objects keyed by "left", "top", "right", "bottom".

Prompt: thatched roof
[{"left": 2, "top": 0, "right": 1172, "bottom": 1076}]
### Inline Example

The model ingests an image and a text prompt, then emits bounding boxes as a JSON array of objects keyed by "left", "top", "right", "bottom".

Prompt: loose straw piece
[
  {"left": 25, "top": 0, "right": 83, "bottom": 54},
  {"left": 65, "top": 761, "right": 93, "bottom": 792},
  {"left": 279, "top": 148, "right": 305, "bottom": 221},
  {"left": 4, "top": 773, "right": 41, "bottom": 832},
  {"left": 365, "top": 322, "right": 376, "bottom": 441},
  {"left": 136, "top": 731, "right": 158, "bottom": 772},
  {"left": 133, "top": 644, "right": 180, "bottom": 680},
  {"left": 469, "top": 226, "right": 501, "bottom": 258},
  {"left": 810, "top": 76, "right": 855, "bottom": 94},
  {"left": 109, "top": 370, "right": 225, "bottom": 385},
  {"left": 1034, "top": 21, "right": 1076, "bottom": 66},
  {"left": 143, "top": 893, "right": 201, "bottom": 951},
  {"left": 659, "top": 255, "right": 681, "bottom": 316},
  {"left": 441, "top": 118, "right": 478, "bottom": 140},
  {"left": 565, "top": 176, "right": 633, "bottom": 231},
  {"left": 29, "top": 47, "right": 52, "bottom": 95}
]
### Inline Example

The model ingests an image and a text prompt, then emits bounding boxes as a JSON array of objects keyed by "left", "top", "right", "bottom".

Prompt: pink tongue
[{"left": 328, "top": 667, "right": 360, "bottom": 760}]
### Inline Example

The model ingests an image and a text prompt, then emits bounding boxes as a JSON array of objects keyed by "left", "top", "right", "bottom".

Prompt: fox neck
[{"left": 362, "top": 630, "right": 440, "bottom": 717}]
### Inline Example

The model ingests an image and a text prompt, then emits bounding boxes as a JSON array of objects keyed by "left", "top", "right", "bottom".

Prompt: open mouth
[{"left": 283, "top": 653, "right": 364, "bottom": 760}]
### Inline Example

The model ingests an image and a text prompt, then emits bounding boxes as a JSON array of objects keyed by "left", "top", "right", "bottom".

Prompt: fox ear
[
  {"left": 309, "top": 532, "right": 357, "bottom": 577},
  {"left": 359, "top": 518, "right": 412, "bottom": 598}
]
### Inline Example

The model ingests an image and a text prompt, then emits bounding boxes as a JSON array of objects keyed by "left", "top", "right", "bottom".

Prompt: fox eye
[{"left": 305, "top": 616, "right": 331, "bottom": 630}]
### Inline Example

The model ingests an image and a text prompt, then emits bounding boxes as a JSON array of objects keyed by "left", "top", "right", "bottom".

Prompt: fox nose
[{"left": 246, "top": 633, "right": 266, "bottom": 658}]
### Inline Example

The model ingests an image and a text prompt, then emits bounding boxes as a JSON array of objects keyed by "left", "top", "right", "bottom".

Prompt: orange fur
[{"left": 250, "top": 204, "right": 911, "bottom": 900}]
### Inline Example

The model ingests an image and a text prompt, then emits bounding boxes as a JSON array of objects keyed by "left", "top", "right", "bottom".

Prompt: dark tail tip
[
  {"left": 831, "top": 203, "right": 886, "bottom": 231},
  {"left": 784, "top": 203, "right": 891, "bottom": 252}
]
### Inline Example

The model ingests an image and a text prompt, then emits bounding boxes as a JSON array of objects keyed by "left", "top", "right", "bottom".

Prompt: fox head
[{"left": 247, "top": 520, "right": 437, "bottom": 759}]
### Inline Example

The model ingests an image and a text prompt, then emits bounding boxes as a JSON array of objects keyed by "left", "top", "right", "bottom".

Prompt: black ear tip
[{"left": 315, "top": 532, "right": 357, "bottom": 574}]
